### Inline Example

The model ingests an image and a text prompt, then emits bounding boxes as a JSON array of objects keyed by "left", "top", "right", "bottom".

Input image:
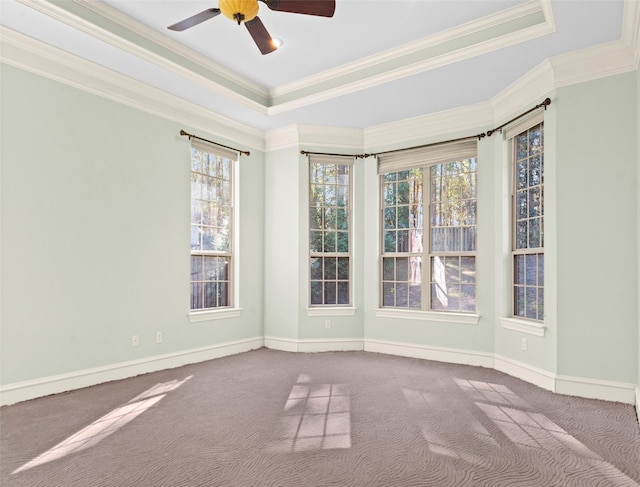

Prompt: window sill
[
  {"left": 306, "top": 307, "right": 357, "bottom": 317},
  {"left": 189, "top": 308, "right": 242, "bottom": 322},
  {"left": 375, "top": 308, "right": 479, "bottom": 325},
  {"left": 500, "top": 317, "right": 546, "bottom": 336}
]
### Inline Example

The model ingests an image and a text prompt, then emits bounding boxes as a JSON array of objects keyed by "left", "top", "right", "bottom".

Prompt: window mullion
[{"left": 424, "top": 169, "right": 431, "bottom": 311}]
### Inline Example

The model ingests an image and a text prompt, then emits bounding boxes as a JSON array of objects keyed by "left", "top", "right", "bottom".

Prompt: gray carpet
[{"left": 1, "top": 348, "right": 639, "bottom": 486}]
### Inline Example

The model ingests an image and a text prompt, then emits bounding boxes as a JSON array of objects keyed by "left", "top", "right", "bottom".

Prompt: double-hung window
[
  {"left": 190, "top": 140, "right": 236, "bottom": 311},
  {"left": 309, "top": 155, "right": 353, "bottom": 306},
  {"left": 379, "top": 140, "right": 477, "bottom": 313},
  {"left": 508, "top": 116, "right": 544, "bottom": 321}
]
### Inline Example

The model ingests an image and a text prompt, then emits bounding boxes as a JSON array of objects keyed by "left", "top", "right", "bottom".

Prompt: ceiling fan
[{"left": 168, "top": 0, "right": 336, "bottom": 55}]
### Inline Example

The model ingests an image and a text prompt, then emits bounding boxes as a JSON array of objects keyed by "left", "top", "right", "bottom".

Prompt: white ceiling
[{"left": 0, "top": 0, "right": 626, "bottom": 132}]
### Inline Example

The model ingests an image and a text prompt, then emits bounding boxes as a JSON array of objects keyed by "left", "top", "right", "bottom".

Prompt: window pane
[
  {"left": 203, "top": 282, "right": 217, "bottom": 309},
  {"left": 383, "top": 282, "right": 395, "bottom": 307},
  {"left": 461, "top": 284, "right": 475, "bottom": 312},
  {"left": 337, "top": 231, "right": 349, "bottom": 253},
  {"left": 431, "top": 227, "right": 445, "bottom": 252},
  {"left": 324, "top": 258, "right": 337, "bottom": 280},
  {"left": 397, "top": 206, "right": 410, "bottom": 229},
  {"left": 204, "top": 256, "right": 217, "bottom": 280},
  {"left": 516, "top": 190, "right": 527, "bottom": 219},
  {"left": 337, "top": 282, "right": 349, "bottom": 305},
  {"left": 191, "top": 283, "right": 203, "bottom": 310},
  {"left": 525, "top": 254, "right": 537, "bottom": 286},
  {"left": 528, "top": 187, "right": 542, "bottom": 217},
  {"left": 409, "top": 283, "right": 421, "bottom": 308},
  {"left": 310, "top": 257, "right": 323, "bottom": 280},
  {"left": 396, "top": 257, "right": 409, "bottom": 282},
  {"left": 191, "top": 226, "right": 201, "bottom": 250},
  {"left": 526, "top": 287, "right": 537, "bottom": 319},
  {"left": 191, "top": 255, "right": 202, "bottom": 281},
  {"left": 383, "top": 257, "right": 394, "bottom": 281},
  {"left": 460, "top": 256, "right": 475, "bottom": 283},
  {"left": 514, "top": 255, "right": 525, "bottom": 285},
  {"left": 324, "top": 207, "right": 337, "bottom": 229},
  {"left": 384, "top": 231, "right": 396, "bottom": 252},
  {"left": 537, "top": 254, "right": 544, "bottom": 286},
  {"left": 516, "top": 221, "right": 527, "bottom": 249},
  {"left": 311, "top": 281, "right": 323, "bottom": 305},
  {"left": 337, "top": 209, "right": 348, "bottom": 230},
  {"left": 310, "top": 231, "right": 323, "bottom": 253},
  {"left": 397, "top": 230, "right": 410, "bottom": 252},
  {"left": 324, "top": 231, "right": 336, "bottom": 253},
  {"left": 337, "top": 257, "right": 349, "bottom": 280},
  {"left": 396, "top": 283, "right": 408, "bottom": 307},
  {"left": 310, "top": 208, "right": 322, "bottom": 230},
  {"left": 462, "top": 227, "right": 476, "bottom": 252},
  {"left": 529, "top": 218, "right": 541, "bottom": 248},
  {"left": 324, "top": 282, "right": 337, "bottom": 305},
  {"left": 514, "top": 286, "right": 525, "bottom": 317},
  {"left": 218, "top": 282, "right": 229, "bottom": 307}
]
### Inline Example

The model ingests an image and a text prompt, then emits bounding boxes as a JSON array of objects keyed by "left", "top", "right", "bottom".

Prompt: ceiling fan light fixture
[{"left": 219, "top": 0, "right": 259, "bottom": 24}]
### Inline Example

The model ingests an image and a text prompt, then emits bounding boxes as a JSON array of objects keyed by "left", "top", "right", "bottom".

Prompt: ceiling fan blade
[
  {"left": 245, "top": 17, "right": 278, "bottom": 55},
  {"left": 168, "top": 8, "right": 221, "bottom": 31},
  {"left": 261, "top": 0, "right": 335, "bottom": 17}
]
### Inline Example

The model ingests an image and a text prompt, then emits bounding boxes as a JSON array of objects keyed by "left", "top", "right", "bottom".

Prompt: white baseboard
[
  {"left": 264, "top": 336, "right": 298, "bottom": 352},
  {"left": 555, "top": 374, "right": 637, "bottom": 405},
  {"left": 364, "top": 339, "right": 495, "bottom": 368},
  {"left": 2, "top": 335, "right": 637, "bottom": 411},
  {"left": 297, "top": 338, "right": 364, "bottom": 353},
  {"left": 494, "top": 354, "right": 557, "bottom": 393},
  {"left": 0, "top": 337, "right": 264, "bottom": 406},
  {"left": 264, "top": 336, "right": 364, "bottom": 353}
]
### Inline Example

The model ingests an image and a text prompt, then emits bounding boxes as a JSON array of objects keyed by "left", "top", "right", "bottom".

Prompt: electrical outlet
[
  {"left": 325, "top": 320, "right": 331, "bottom": 330},
  {"left": 521, "top": 338, "right": 527, "bottom": 351},
  {"left": 132, "top": 334, "right": 139, "bottom": 347},
  {"left": 156, "top": 331, "right": 163, "bottom": 344}
]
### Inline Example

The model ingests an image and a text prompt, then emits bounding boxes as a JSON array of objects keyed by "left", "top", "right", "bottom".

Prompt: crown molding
[
  {"left": 622, "top": 0, "right": 640, "bottom": 69},
  {"left": 363, "top": 102, "right": 493, "bottom": 153},
  {"left": 264, "top": 125, "right": 300, "bottom": 152},
  {"left": 491, "top": 59, "right": 555, "bottom": 124},
  {"left": 17, "top": 0, "right": 269, "bottom": 115},
  {"left": 550, "top": 40, "right": 636, "bottom": 89},
  {"left": 0, "top": 26, "right": 265, "bottom": 152},
  {"left": 265, "top": 125, "right": 364, "bottom": 153}
]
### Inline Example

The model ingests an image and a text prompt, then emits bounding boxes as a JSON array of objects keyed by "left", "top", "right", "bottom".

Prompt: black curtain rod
[
  {"left": 180, "top": 130, "right": 250, "bottom": 157},
  {"left": 486, "top": 98, "right": 551, "bottom": 137},
  {"left": 300, "top": 150, "right": 374, "bottom": 159},
  {"left": 373, "top": 134, "right": 485, "bottom": 158}
]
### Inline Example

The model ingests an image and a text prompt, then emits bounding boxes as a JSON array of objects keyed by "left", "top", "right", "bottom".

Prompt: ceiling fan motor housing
[{"left": 219, "top": 0, "right": 259, "bottom": 24}]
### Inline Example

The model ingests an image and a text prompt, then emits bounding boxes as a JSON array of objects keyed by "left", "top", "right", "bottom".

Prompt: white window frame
[
  {"left": 308, "top": 154, "right": 354, "bottom": 309},
  {"left": 189, "top": 139, "right": 238, "bottom": 318},
  {"left": 508, "top": 113, "right": 544, "bottom": 323},
  {"left": 377, "top": 140, "right": 479, "bottom": 318}
]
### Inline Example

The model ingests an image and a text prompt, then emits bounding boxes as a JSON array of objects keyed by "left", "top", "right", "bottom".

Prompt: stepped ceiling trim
[{"left": 16, "top": 0, "right": 556, "bottom": 117}]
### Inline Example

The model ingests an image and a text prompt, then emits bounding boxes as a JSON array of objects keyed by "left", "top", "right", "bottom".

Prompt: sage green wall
[
  {"left": 555, "top": 73, "right": 638, "bottom": 383},
  {"left": 263, "top": 146, "right": 364, "bottom": 341},
  {"left": 0, "top": 64, "right": 264, "bottom": 385},
  {"left": 263, "top": 147, "right": 300, "bottom": 341}
]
